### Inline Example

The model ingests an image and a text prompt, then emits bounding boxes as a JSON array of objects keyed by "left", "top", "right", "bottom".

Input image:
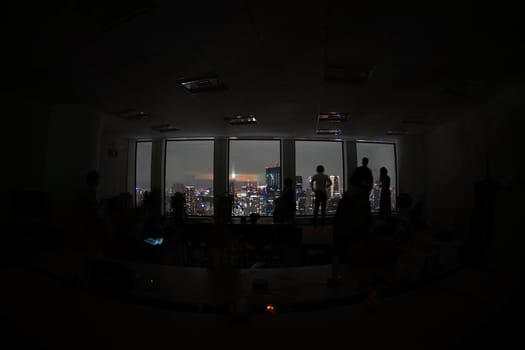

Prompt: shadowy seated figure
[
  {"left": 104, "top": 192, "right": 134, "bottom": 255},
  {"left": 273, "top": 178, "right": 296, "bottom": 224},
  {"left": 393, "top": 193, "right": 415, "bottom": 249},
  {"left": 170, "top": 192, "right": 186, "bottom": 226},
  {"left": 81, "top": 170, "right": 101, "bottom": 219},
  {"left": 331, "top": 185, "right": 401, "bottom": 287},
  {"left": 410, "top": 193, "right": 427, "bottom": 231},
  {"left": 135, "top": 190, "right": 164, "bottom": 244},
  {"left": 76, "top": 170, "right": 105, "bottom": 254},
  {"left": 333, "top": 185, "right": 371, "bottom": 263}
]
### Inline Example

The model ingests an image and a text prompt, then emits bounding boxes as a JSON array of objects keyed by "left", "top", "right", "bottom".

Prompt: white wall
[
  {"left": 422, "top": 84, "right": 524, "bottom": 279},
  {"left": 44, "top": 105, "right": 101, "bottom": 201},
  {"left": 3, "top": 99, "right": 102, "bottom": 199},
  {"left": 4, "top": 96, "right": 52, "bottom": 193},
  {"left": 98, "top": 132, "right": 131, "bottom": 200},
  {"left": 397, "top": 134, "right": 426, "bottom": 200}
]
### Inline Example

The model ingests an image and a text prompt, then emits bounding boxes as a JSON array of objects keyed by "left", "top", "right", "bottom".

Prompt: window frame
[
  {"left": 294, "top": 139, "right": 345, "bottom": 216},
  {"left": 134, "top": 139, "right": 152, "bottom": 206},
  {"left": 163, "top": 138, "right": 215, "bottom": 217},
  {"left": 228, "top": 138, "right": 283, "bottom": 217},
  {"left": 355, "top": 140, "right": 398, "bottom": 211}
]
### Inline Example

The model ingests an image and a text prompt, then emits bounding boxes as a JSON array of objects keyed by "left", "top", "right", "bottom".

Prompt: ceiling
[{"left": 9, "top": 1, "right": 524, "bottom": 139}]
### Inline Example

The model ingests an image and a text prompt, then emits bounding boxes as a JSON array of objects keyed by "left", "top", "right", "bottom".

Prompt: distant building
[
  {"left": 329, "top": 175, "right": 341, "bottom": 198},
  {"left": 295, "top": 175, "right": 303, "bottom": 195},
  {"left": 265, "top": 166, "right": 281, "bottom": 211},
  {"left": 172, "top": 183, "right": 185, "bottom": 194}
]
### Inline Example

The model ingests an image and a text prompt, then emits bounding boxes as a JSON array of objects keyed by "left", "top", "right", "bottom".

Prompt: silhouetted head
[
  {"left": 86, "top": 170, "right": 100, "bottom": 187},
  {"left": 316, "top": 165, "right": 324, "bottom": 173},
  {"left": 380, "top": 167, "right": 388, "bottom": 176},
  {"left": 362, "top": 157, "right": 369, "bottom": 166},
  {"left": 284, "top": 178, "right": 293, "bottom": 187}
]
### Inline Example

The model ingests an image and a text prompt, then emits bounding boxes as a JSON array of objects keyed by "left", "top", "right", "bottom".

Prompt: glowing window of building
[
  {"left": 165, "top": 140, "right": 214, "bottom": 216},
  {"left": 295, "top": 140, "right": 344, "bottom": 216},
  {"left": 229, "top": 140, "right": 281, "bottom": 217}
]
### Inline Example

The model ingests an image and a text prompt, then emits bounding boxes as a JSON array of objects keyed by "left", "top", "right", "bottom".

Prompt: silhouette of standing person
[
  {"left": 350, "top": 157, "right": 374, "bottom": 193},
  {"left": 311, "top": 165, "right": 332, "bottom": 227},
  {"left": 379, "top": 166, "right": 391, "bottom": 217}
]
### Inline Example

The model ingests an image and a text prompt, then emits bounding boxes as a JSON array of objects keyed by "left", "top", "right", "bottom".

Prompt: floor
[
  {"left": 2, "top": 261, "right": 521, "bottom": 350},
  {"left": 2, "top": 215, "right": 522, "bottom": 349}
]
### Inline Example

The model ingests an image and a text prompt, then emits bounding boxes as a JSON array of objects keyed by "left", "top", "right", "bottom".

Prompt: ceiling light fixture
[
  {"left": 318, "top": 112, "right": 348, "bottom": 122},
  {"left": 316, "top": 129, "right": 342, "bottom": 135},
  {"left": 177, "top": 73, "right": 228, "bottom": 93},
  {"left": 227, "top": 115, "right": 257, "bottom": 125},
  {"left": 151, "top": 124, "right": 180, "bottom": 132},
  {"left": 113, "top": 109, "right": 149, "bottom": 120},
  {"left": 386, "top": 130, "right": 407, "bottom": 136}
]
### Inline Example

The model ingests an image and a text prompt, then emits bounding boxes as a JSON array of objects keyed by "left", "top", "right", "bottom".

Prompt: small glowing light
[{"left": 265, "top": 304, "right": 276, "bottom": 314}]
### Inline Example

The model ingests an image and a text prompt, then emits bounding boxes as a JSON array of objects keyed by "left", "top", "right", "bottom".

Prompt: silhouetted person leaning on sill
[{"left": 311, "top": 165, "right": 332, "bottom": 227}]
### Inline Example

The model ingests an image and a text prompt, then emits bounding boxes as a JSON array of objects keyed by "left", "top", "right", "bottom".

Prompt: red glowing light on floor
[{"left": 266, "top": 304, "right": 276, "bottom": 314}]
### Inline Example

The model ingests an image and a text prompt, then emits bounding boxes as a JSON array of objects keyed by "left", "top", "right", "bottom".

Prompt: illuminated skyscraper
[
  {"left": 295, "top": 175, "right": 304, "bottom": 201},
  {"left": 334, "top": 175, "right": 340, "bottom": 195},
  {"left": 329, "top": 175, "right": 341, "bottom": 198},
  {"left": 265, "top": 166, "right": 280, "bottom": 215}
]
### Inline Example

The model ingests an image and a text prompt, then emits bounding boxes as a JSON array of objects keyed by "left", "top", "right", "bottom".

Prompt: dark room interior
[{"left": 3, "top": 1, "right": 524, "bottom": 349}]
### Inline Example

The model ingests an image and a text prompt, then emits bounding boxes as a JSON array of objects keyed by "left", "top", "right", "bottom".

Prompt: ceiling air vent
[
  {"left": 318, "top": 112, "right": 348, "bottom": 123},
  {"left": 386, "top": 130, "right": 407, "bottom": 136},
  {"left": 325, "top": 63, "right": 374, "bottom": 84},
  {"left": 316, "top": 129, "right": 342, "bottom": 135},
  {"left": 113, "top": 109, "right": 149, "bottom": 120},
  {"left": 151, "top": 124, "right": 180, "bottom": 132},
  {"left": 177, "top": 73, "right": 228, "bottom": 93},
  {"left": 226, "top": 115, "right": 257, "bottom": 125}
]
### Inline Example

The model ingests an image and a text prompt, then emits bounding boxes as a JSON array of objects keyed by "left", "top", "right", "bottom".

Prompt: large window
[
  {"left": 135, "top": 141, "right": 152, "bottom": 205},
  {"left": 356, "top": 142, "right": 397, "bottom": 211},
  {"left": 295, "top": 141, "right": 344, "bottom": 215},
  {"left": 229, "top": 140, "right": 281, "bottom": 216},
  {"left": 165, "top": 140, "right": 214, "bottom": 216}
]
